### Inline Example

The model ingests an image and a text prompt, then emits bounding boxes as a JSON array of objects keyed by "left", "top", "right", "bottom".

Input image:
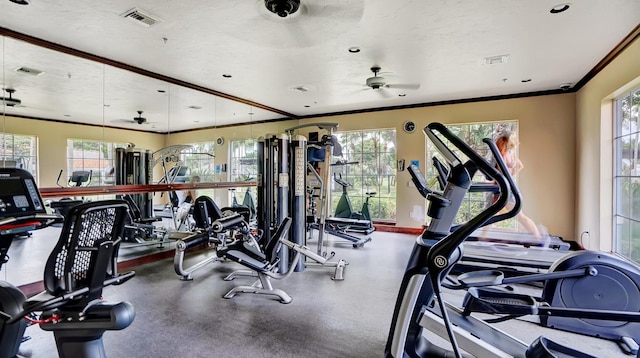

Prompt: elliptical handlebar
[
  {"left": 424, "top": 122, "right": 511, "bottom": 265},
  {"left": 480, "top": 138, "right": 523, "bottom": 227}
]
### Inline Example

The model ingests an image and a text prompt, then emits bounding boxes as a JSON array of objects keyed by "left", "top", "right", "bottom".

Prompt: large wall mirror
[
  {"left": 0, "top": 33, "right": 289, "bottom": 286},
  {"left": 0, "top": 33, "right": 285, "bottom": 186}
]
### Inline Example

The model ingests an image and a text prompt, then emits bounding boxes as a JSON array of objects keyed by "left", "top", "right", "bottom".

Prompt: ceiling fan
[
  {"left": 115, "top": 111, "right": 150, "bottom": 125},
  {"left": 0, "top": 88, "right": 23, "bottom": 107},
  {"left": 360, "top": 66, "right": 421, "bottom": 98}
]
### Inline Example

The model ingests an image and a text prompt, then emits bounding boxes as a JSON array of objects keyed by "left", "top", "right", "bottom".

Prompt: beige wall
[
  {"left": 576, "top": 36, "right": 640, "bottom": 251},
  {"left": 300, "top": 94, "right": 577, "bottom": 241}
]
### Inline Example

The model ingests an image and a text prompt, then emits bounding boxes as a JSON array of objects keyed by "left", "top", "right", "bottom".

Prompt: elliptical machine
[
  {"left": 0, "top": 168, "right": 136, "bottom": 358},
  {"left": 386, "top": 123, "right": 640, "bottom": 357}
]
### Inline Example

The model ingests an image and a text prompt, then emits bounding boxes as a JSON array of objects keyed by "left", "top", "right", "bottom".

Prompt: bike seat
[{"left": 366, "top": 191, "right": 376, "bottom": 196}]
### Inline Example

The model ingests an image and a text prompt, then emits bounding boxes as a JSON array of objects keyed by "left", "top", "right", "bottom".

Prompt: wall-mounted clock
[
  {"left": 403, "top": 121, "right": 416, "bottom": 133},
  {"left": 216, "top": 136, "right": 225, "bottom": 146}
]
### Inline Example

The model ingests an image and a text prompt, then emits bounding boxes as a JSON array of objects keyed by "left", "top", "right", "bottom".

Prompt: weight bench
[{"left": 218, "top": 217, "right": 299, "bottom": 304}]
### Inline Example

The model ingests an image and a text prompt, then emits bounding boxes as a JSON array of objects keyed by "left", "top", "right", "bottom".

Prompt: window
[
  {"left": 229, "top": 139, "right": 258, "bottom": 206},
  {"left": 66, "top": 139, "right": 123, "bottom": 186},
  {"left": 614, "top": 86, "right": 640, "bottom": 264},
  {"left": 332, "top": 129, "right": 397, "bottom": 221},
  {"left": 1, "top": 133, "right": 38, "bottom": 179},
  {"left": 425, "top": 121, "right": 518, "bottom": 228},
  {"left": 177, "top": 142, "right": 216, "bottom": 199},
  {"left": 182, "top": 141, "right": 216, "bottom": 182}
]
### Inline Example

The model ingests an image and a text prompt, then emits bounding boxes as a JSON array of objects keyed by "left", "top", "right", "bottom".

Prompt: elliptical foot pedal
[
  {"left": 619, "top": 336, "right": 639, "bottom": 356},
  {"left": 462, "top": 288, "right": 537, "bottom": 316},
  {"left": 456, "top": 269, "right": 504, "bottom": 288},
  {"left": 526, "top": 336, "right": 596, "bottom": 358}
]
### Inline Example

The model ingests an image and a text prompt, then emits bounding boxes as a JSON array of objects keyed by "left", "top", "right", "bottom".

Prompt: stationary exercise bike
[
  {"left": 332, "top": 174, "right": 375, "bottom": 235},
  {"left": 333, "top": 173, "right": 374, "bottom": 222},
  {"left": 0, "top": 168, "right": 135, "bottom": 358},
  {"left": 386, "top": 122, "right": 640, "bottom": 357},
  {"left": 48, "top": 169, "right": 92, "bottom": 218}
]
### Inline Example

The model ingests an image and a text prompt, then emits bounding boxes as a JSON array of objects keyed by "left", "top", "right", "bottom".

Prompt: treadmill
[
  {"left": 408, "top": 163, "right": 571, "bottom": 274},
  {"left": 431, "top": 156, "right": 572, "bottom": 251}
]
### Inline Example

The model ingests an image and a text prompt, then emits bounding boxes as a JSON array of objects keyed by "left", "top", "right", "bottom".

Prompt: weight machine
[{"left": 255, "top": 124, "right": 348, "bottom": 279}]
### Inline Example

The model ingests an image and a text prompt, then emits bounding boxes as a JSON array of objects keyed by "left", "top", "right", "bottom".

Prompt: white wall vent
[
  {"left": 14, "top": 66, "right": 44, "bottom": 76},
  {"left": 121, "top": 8, "right": 162, "bottom": 27}
]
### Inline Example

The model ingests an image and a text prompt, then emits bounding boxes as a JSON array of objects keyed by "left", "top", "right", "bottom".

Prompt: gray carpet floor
[{"left": 9, "top": 230, "right": 632, "bottom": 357}]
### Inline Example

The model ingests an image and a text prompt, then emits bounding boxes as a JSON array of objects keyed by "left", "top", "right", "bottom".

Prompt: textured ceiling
[{"left": 0, "top": 0, "right": 639, "bottom": 132}]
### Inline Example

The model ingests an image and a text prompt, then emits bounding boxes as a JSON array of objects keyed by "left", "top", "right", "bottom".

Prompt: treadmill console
[{"left": 0, "top": 168, "right": 46, "bottom": 219}]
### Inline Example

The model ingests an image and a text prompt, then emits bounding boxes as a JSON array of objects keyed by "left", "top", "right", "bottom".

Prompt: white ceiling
[{"left": 0, "top": 0, "right": 639, "bottom": 132}]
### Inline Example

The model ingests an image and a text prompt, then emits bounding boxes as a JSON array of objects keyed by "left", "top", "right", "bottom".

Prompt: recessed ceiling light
[
  {"left": 188, "top": 105, "right": 202, "bottom": 110},
  {"left": 248, "top": 112, "right": 254, "bottom": 115},
  {"left": 64, "top": 114, "right": 71, "bottom": 117},
  {"left": 222, "top": 74, "right": 232, "bottom": 78},
  {"left": 550, "top": 3, "right": 570, "bottom": 14},
  {"left": 304, "top": 105, "right": 310, "bottom": 108},
  {"left": 348, "top": 47, "right": 361, "bottom": 53},
  {"left": 193, "top": 120, "right": 200, "bottom": 123},
  {"left": 398, "top": 93, "right": 406, "bottom": 97},
  {"left": 157, "top": 89, "right": 166, "bottom": 93},
  {"left": 9, "top": 0, "right": 29, "bottom": 5},
  {"left": 521, "top": 79, "right": 532, "bottom": 83}
]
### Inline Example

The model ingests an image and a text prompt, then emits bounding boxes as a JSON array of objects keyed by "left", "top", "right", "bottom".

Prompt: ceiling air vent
[
  {"left": 484, "top": 54, "right": 510, "bottom": 65},
  {"left": 14, "top": 66, "right": 44, "bottom": 76},
  {"left": 121, "top": 8, "right": 161, "bottom": 27}
]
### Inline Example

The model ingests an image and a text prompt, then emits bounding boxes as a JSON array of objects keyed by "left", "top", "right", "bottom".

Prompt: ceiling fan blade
[
  {"left": 376, "top": 88, "right": 393, "bottom": 98},
  {"left": 386, "top": 83, "right": 421, "bottom": 90}
]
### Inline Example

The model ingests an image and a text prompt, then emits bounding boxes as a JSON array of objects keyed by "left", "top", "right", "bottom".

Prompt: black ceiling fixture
[
  {"left": 9, "top": 0, "right": 29, "bottom": 5},
  {"left": 133, "top": 110, "right": 147, "bottom": 124},
  {"left": 0, "top": 88, "right": 22, "bottom": 107},
  {"left": 265, "top": 0, "right": 300, "bottom": 18}
]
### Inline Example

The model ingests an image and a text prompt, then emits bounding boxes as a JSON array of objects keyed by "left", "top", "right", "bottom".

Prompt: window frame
[
  {"left": 331, "top": 128, "right": 397, "bottom": 221},
  {"left": 613, "top": 86, "right": 640, "bottom": 264},
  {"left": 1, "top": 132, "right": 39, "bottom": 180}
]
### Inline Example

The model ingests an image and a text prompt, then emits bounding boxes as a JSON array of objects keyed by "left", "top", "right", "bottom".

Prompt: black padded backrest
[
  {"left": 192, "top": 195, "right": 224, "bottom": 229},
  {"left": 264, "top": 218, "right": 292, "bottom": 263},
  {"left": 43, "top": 200, "right": 129, "bottom": 300}
]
